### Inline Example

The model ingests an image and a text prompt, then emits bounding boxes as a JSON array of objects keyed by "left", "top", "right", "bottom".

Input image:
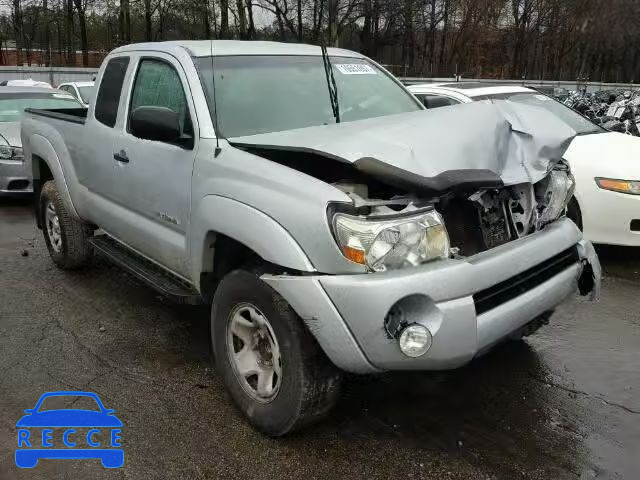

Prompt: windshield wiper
[{"left": 321, "top": 43, "right": 340, "bottom": 123}]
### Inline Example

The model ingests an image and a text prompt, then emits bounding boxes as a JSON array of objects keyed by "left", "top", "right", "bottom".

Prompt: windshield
[
  {"left": 0, "top": 92, "right": 81, "bottom": 122},
  {"left": 77, "top": 86, "right": 94, "bottom": 104},
  {"left": 196, "top": 55, "right": 421, "bottom": 137},
  {"left": 476, "top": 92, "right": 604, "bottom": 135}
]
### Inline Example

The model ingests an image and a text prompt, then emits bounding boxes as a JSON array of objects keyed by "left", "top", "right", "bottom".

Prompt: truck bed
[{"left": 24, "top": 107, "right": 87, "bottom": 125}]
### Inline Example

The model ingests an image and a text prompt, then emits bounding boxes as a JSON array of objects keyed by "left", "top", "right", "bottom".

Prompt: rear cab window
[{"left": 95, "top": 56, "right": 130, "bottom": 127}]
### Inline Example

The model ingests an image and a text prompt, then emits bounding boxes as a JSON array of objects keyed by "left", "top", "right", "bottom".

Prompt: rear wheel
[
  {"left": 40, "top": 180, "right": 94, "bottom": 269},
  {"left": 211, "top": 269, "right": 341, "bottom": 436}
]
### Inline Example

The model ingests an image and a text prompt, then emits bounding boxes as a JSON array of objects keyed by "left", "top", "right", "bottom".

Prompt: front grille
[{"left": 473, "top": 246, "right": 580, "bottom": 315}]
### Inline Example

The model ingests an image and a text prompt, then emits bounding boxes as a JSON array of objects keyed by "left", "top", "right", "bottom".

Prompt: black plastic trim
[
  {"left": 353, "top": 157, "right": 504, "bottom": 196},
  {"left": 25, "top": 107, "right": 87, "bottom": 124},
  {"left": 473, "top": 246, "right": 580, "bottom": 315}
]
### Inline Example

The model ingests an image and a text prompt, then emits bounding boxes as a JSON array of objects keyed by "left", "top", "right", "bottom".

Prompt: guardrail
[
  {"left": 0, "top": 65, "right": 638, "bottom": 93},
  {"left": 399, "top": 77, "right": 640, "bottom": 93},
  {"left": 0, "top": 66, "right": 98, "bottom": 86}
]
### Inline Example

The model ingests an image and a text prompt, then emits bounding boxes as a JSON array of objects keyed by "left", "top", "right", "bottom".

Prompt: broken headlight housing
[
  {"left": 331, "top": 209, "right": 450, "bottom": 272},
  {"left": 536, "top": 169, "right": 575, "bottom": 227}
]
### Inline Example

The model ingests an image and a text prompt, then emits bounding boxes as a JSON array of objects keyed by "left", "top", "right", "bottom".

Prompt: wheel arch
[
  {"left": 191, "top": 195, "right": 316, "bottom": 298},
  {"left": 567, "top": 194, "right": 583, "bottom": 231},
  {"left": 28, "top": 134, "right": 79, "bottom": 224},
  {"left": 32, "top": 154, "right": 53, "bottom": 228}
]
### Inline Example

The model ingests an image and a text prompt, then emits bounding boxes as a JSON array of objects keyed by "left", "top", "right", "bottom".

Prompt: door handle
[{"left": 113, "top": 150, "right": 129, "bottom": 163}]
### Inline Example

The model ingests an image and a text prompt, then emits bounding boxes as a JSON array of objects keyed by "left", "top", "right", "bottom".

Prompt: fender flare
[
  {"left": 190, "top": 195, "right": 316, "bottom": 285},
  {"left": 29, "top": 134, "right": 79, "bottom": 219}
]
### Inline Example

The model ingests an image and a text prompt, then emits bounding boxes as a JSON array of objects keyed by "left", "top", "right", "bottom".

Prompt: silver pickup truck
[{"left": 22, "top": 40, "right": 601, "bottom": 436}]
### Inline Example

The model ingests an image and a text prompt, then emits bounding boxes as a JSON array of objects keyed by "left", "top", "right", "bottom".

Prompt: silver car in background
[{"left": 0, "top": 87, "right": 82, "bottom": 194}]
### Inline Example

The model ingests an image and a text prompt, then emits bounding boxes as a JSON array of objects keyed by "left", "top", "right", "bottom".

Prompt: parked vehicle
[
  {"left": 0, "top": 79, "right": 53, "bottom": 89},
  {"left": 58, "top": 81, "right": 95, "bottom": 107},
  {"left": 0, "top": 87, "right": 81, "bottom": 195},
  {"left": 23, "top": 42, "right": 600, "bottom": 436},
  {"left": 409, "top": 83, "right": 640, "bottom": 246}
]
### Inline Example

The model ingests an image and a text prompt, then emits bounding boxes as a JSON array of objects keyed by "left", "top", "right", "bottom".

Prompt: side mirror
[
  {"left": 130, "top": 106, "right": 181, "bottom": 144},
  {"left": 24, "top": 409, "right": 33, "bottom": 414},
  {"left": 105, "top": 409, "right": 115, "bottom": 415}
]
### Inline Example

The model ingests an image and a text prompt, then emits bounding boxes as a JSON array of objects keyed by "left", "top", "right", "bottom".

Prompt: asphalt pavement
[{"left": 0, "top": 197, "right": 638, "bottom": 479}]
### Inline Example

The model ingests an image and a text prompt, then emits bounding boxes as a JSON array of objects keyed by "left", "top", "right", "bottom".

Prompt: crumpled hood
[{"left": 229, "top": 101, "right": 577, "bottom": 193}]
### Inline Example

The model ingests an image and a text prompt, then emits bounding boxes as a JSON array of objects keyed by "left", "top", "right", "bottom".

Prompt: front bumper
[
  {"left": 263, "top": 218, "right": 601, "bottom": 374},
  {"left": 0, "top": 158, "right": 32, "bottom": 194}
]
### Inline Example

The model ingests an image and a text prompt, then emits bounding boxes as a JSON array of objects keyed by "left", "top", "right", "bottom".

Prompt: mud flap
[{"left": 577, "top": 240, "right": 601, "bottom": 301}]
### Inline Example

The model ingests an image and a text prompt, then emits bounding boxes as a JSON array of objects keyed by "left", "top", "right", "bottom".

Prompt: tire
[
  {"left": 211, "top": 269, "right": 341, "bottom": 437},
  {"left": 39, "top": 180, "right": 94, "bottom": 269},
  {"left": 567, "top": 197, "right": 583, "bottom": 231}
]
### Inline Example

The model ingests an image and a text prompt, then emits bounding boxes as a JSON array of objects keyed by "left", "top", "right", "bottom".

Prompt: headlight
[
  {"left": 0, "top": 145, "right": 23, "bottom": 160},
  {"left": 332, "top": 209, "right": 450, "bottom": 271},
  {"left": 595, "top": 177, "right": 640, "bottom": 195},
  {"left": 0, "top": 145, "right": 12, "bottom": 159}
]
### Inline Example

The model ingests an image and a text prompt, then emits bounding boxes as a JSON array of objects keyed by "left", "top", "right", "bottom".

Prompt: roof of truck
[{"left": 111, "top": 40, "right": 365, "bottom": 59}]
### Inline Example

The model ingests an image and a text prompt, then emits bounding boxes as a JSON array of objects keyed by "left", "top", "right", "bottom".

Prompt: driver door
[{"left": 107, "top": 54, "right": 198, "bottom": 278}]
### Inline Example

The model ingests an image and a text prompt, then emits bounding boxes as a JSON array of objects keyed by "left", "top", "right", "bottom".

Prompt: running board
[{"left": 89, "top": 235, "right": 204, "bottom": 305}]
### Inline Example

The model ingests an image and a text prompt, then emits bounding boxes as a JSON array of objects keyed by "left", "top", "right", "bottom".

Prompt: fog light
[{"left": 398, "top": 324, "right": 432, "bottom": 358}]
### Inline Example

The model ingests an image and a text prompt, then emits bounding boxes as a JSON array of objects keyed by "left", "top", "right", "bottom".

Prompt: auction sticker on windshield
[
  {"left": 335, "top": 64, "right": 377, "bottom": 75},
  {"left": 15, "top": 391, "right": 123, "bottom": 469}
]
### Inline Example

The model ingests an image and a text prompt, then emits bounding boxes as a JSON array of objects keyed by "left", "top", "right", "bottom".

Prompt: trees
[{"left": 0, "top": 0, "right": 638, "bottom": 83}]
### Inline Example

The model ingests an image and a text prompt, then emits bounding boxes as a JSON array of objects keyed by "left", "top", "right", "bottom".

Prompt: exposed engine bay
[{"left": 332, "top": 162, "right": 575, "bottom": 259}]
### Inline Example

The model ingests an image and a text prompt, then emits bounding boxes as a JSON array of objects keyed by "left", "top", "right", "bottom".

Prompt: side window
[
  {"left": 129, "top": 58, "right": 193, "bottom": 145},
  {"left": 422, "top": 94, "right": 461, "bottom": 109},
  {"left": 95, "top": 56, "right": 130, "bottom": 127}
]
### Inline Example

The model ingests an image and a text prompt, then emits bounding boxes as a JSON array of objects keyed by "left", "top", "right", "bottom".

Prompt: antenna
[{"left": 210, "top": 39, "right": 222, "bottom": 157}]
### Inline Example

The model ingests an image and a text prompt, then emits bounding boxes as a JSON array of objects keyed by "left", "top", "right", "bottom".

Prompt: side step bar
[{"left": 89, "top": 235, "right": 204, "bottom": 305}]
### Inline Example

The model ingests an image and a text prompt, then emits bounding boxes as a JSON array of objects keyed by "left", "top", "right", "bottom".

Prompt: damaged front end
[
  {"left": 439, "top": 161, "right": 576, "bottom": 256},
  {"left": 230, "top": 100, "right": 600, "bottom": 300},
  {"left": 327, "top": 161, "right": 575, "bottom": 265}
]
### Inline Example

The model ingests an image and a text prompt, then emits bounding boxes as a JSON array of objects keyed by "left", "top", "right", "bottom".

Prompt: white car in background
[
  {"left": 58, "top": 81, "right": 95, "bottom": 107},
  {"left": 0, "top": 79, "right": 53, "bottom": 89},
  {"left": 408, "top": 83, "right": 640, "bottom": 247}
]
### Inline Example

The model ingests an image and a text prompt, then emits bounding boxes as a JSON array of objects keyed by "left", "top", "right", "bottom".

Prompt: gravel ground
[{"left": 1, "top": 197, "right": 638, "bottom": 480}]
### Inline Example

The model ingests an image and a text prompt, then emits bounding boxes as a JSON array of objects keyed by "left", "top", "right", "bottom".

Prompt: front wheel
[
  {"left": 211, "top": 269, "right": 341, "bottom": 436},
  {"left": 566, "top": 197, "right": 583, "bottom": 231}
]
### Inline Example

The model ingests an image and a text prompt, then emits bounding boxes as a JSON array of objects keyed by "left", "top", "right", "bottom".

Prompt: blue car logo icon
[{"left": 15, "top": 391, "right": 123, "bottom": 468}]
